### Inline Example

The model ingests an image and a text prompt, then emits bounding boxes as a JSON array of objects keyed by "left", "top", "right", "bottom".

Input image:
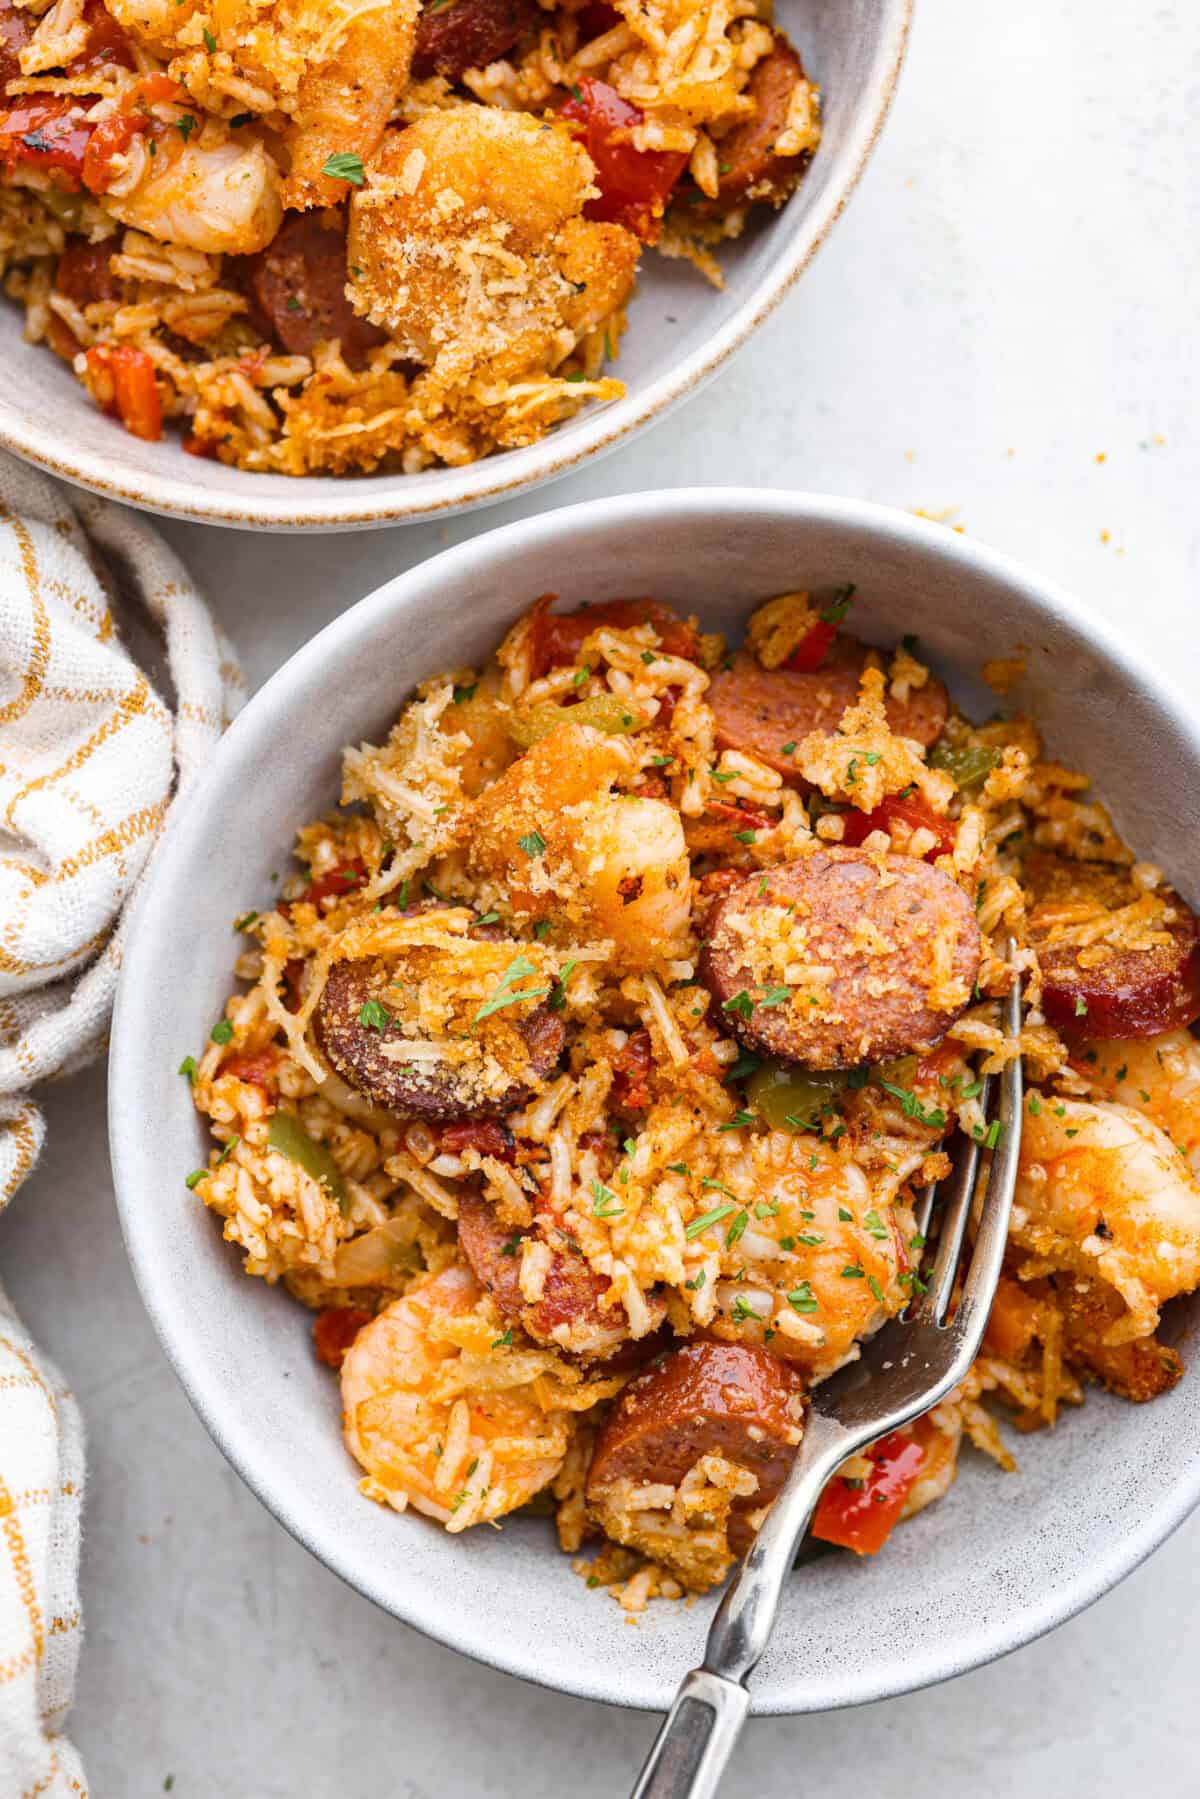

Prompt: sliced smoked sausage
[
  {"left": 315, "top": 957, "right": 565, "bottom": 1119},
  {"left": 412, "top": 0, "right": 540, "bottom": 82},
  {"left": 243, "top": 211, "right": 386, "bottom": 368},
  {"left": 457, "top": 1192, "right": 660, "bottom": 1358},
  {"left": 1025, "top": 854, "right": 1200, "bottom": 1038},
  {"left": 587, "top": 1340, "right": 804, "bottom": 1552},
  {"left": 699, "top": 847, "right": 981, "bottom": 1069},
  {"left": 706, "top": 37, "right": 813, "bottom": 210},
  {"left": 708, "top": 642, "right": 949, "bottom": 786}
]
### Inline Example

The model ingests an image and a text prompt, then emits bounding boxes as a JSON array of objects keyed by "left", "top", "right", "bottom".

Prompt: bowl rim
[
  {"left": 109, "top": 487, "right": 1200, "bottom": 1709},
  {"left": 0, "top": 0, "right": 911, "bottom": 531}
]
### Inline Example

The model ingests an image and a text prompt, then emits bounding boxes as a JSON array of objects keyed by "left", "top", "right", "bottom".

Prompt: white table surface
[{"left": 3, "top": 0, "right": 1199, "bottom": 1790}]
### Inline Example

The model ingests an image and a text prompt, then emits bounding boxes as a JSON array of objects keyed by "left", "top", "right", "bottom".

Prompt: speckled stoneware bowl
[
  {"left": 109, "top": 490, "right": 1200, "bottom": 1711},
  {"left": 0, "top": 0, "right": 908, "bottom": 530}
]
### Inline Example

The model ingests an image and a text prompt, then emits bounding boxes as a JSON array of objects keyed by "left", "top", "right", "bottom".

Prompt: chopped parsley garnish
[
  {"left": 233, "top": 910, "right": 258, "bottom": 931},
  {"left": 837, "top": 1205, "right": 853, "bottom": 1222},
  {"left": 780, "top": 740, "right": 797, "bottom": 756},
  {"left": 840, "top": 1264, "right": 864, "bottom": 1279},
  {"left": 722, "top": 991, "right": 755, "bottom": 1021},
  {"left": 473, "top": 955, "right": 551, "bottom": 1024},
  {"left": 863, "top": 1208, "right": 888, "bottom": 1241},
  {"left": 178, "top": 1056, "right": 197, "bottom": 1084},
  {"left": 732, "top": 828, "right": 758, "bottom": 844},
  {"left": 725, "top": 1209, "right": 749, "bottom": 1248},
  {"left": 863, "top": 751, "right": 881, "bottom": 766},
  {"left": 685, "top": 1270, "right": 706, "bottom": 1292},
  {"left": 1115, "top": 1063, "right": 1128, "bottom": 1083},
  {"left": 517, "top": 830, "right": 546, "bottom": 858},
  {"left": 754, "top": 1200, "right": 779, "bottom": 1220},
  {"left": 532, "top": 920, "right": 551, "bottom": 940},
  {"left": 702, "top": 1177, "right": 737, "bottom": 1198},
  {"left": 758, "top": 986, "right": 791, "bottom": 1008},
  {"left": 685, "top": 1202, "right": 736, "bottom": 1240},
  {"left": 358, "top": 998, "right": 391, "bottom": 1031},
  {"left": 819, "top": 583, "right": 856, "bottom": 624},
  {"left": 876, "top": 1077, "right": 946, "bottom": 1130},
  {"left": 591, "top": 1179, "right": 623, "bottom": 1219},
  {"left": 474, "top": 911, "right": 500, "bottom": 926},
  {"left": 549, "top": 957, "right": 577, "bottom": 1011},
  {"left": 202, "top": 26, "right": 216, "bottom": 50},
  {"left": 868, "top": 1274, "right": 886, "bottom": 1304},
  {"left": 667, "top": 1162, "right": 692, "bottom": 1177},
  {"left": 500, "top": 1234, "right": 521, "bottom": 1258},
  {"left": 795, "top": 1231, "right": 824, "bottom": 1247},
  {"left": 730, "top": 1296, "right": 760, "bottom": 1323},
  {"left": 718, "top": 1111, "right": 755, "bottom": 1132},
  {"left": 229, "top": 111, "right": 254, "bottom": 126},
  {"left": 177, "top": 114, "right": 196, "bottom": 142},
  {"left": 210, "top": 1018, "right": 233, "bottom": 1044},
  {"left": 711, "top": 769, "right": 737, "bottom": 784},
  {"left": 650, "top": 754, "right": 673, "bottom": 767},
  {"left": 779, "top": 1235, "right": 795, "bottom": 1252},
  {"left": 452, "top": 682, "right": 478, "bottom": 704},
  {"left": 786, "top": 1282, "right": 818, "bottom": 1314},
  {"left": 491, "top": 1329, "right": 513, "bottom": 1348},
  {"left": 322, "top": 151, "right": 365, "bottom": 186},
  {"left": 184, "top": 1168, "right": 206, "bottom": 1190},
  {"left": 1074, "top": 996, "right": 1088, "bottom": 1016},
  {"left": 984, "top": 1119, "right": 1003, "bottom": 1149},
  {"left": 1027, "top": 1092, "right": 1042, "bottom": 1115},
  {"left": 724, "top": 1052, "right": 760, "bottom": 1084}
]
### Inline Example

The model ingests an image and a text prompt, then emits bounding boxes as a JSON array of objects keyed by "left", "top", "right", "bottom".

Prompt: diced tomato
[
  {"left": 811, "top": 1430, "right": 926, "bottom": 1555},
  {"left": 303, "top": 857, "right": 368, "bottom": 905},
  {"left": 129, "top": 71, "right": 183, "bottom": 106},
  {"left": 85, "top": 344, "right": 162, "bottom": 440},
  {"left": 529, "top": 595, "right": 698, "bottom": 679},
  {"left": 313, "top": 1307, "right": 373, "bottom": 1369},
  {"left": 634, "top": 771, "right": 668, "bottom": 799},
  {"left": 438, "top": 1120, "right": 517, "bottom": 1163},
  {"left": 839, "top": 794, "right": 957, "bottom": 860},
  {"left": 0, "top": 95, "right": 93, "bottom": 187},
  {"left": 221, "top": 1046, "right": 280, "bottom": 1090},
  {"left": 560, "top": 77, "right": 687, "bottom": 242},
  {"left": 611, "top": 1026, "right": 654, "bottom": 1111},
  {"left": 74, "top": 0, "right": 135, "bottom": 69},
  {"left": 783, "top": 619, "right": 837, "bottom": 672},
  {"left": 80, "top": 109, "right": 141, "bottom": 191}
]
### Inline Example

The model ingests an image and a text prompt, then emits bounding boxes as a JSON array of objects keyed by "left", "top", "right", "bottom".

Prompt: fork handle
[
  {"left": 629, "top": 1670, "right": 750, "bottom": 1799},
  {"left": 629, "top": 1415, "right": 850, "bottom": 1799}
]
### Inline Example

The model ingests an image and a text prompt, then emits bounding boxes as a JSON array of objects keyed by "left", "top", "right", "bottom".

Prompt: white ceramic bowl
[
  {"left": 109, "top": 489, "right": 1200, "bottom": 1711},
  {"left": 0, "top": 0, "right": 908, "bottom": 530}
]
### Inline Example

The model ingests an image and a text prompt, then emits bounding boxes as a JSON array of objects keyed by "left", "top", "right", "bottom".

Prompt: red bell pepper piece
[
  {"left": 85, "top": 344, "right": 163, "bottom": 441},
  {"left": 840, "top": 794, "right": 957, "bottom": 860},
  {"left": 560, "top": 77, "right": 686, "bottom": 242},
  {"left": 811, "top": 1429, "right": 926, "bottom": 1555},
  {"left": 783, "top": 618, "right": 837, "bottom": 672}
]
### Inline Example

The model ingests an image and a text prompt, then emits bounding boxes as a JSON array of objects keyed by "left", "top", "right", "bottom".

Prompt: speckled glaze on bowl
[
  {"left": 109, "top": 490, "right": 1200, "bottom": 1711},
  {"left": 0, "top": 0, "right": 908, "bottom": 531}
]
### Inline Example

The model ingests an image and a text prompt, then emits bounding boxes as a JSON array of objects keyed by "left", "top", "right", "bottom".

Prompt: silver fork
[{"left": 631, "top": 960, "right": 1024, "bottom": 1799}]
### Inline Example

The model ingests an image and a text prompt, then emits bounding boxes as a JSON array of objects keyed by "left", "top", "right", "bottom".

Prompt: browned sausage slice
[
  {"left": 457, "top": 1192, "right": 658, "bottom": 1359},
  {"left": 709, "top": 643, "right": 949, "bottom": 786},
  {"left": 699, "top": 848, "right": 981, "bottom": 1069},
  {"left": 1024, "top": 854, "right": 1200, "bottom": 1038},
  {"left": 708, "top": 37, "right": 812, "bottom": 210},
  {"left": 315, "top": 957, "right": 565, "bottom": 1119},
  {"left": 243, "top": 212, "right": 386, "bottom": 369},
  {"left": 587, "top": 1341, "right": 805, "bottom": 1566},
  {"left": 412, "top": 0, "right": 540, "bottom": 81}
]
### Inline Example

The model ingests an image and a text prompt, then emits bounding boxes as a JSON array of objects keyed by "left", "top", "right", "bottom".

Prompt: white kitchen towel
[{"left": 0, "top": 453, "right": 243, "bottom": 1797}]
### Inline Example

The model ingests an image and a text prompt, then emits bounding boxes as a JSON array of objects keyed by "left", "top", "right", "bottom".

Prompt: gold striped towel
[{"left": 0, "top": 453, "right": 242, "bottom": 1797}]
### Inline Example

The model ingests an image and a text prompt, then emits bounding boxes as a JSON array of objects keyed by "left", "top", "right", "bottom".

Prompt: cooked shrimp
[
  {"left": 104, "top": 127, "right": 282, "bottom": 253},
  {"left": 1013, "top": 1097, "right": 1200, "bottom": 1341},
  {"left": 688, "top": 1130, "right": 914, "bottom": 1381},
  {"left": 281, "top": 0, "right": 418, "bottom": 208},
  {"left": 347, "top": 106, "right": 640, "bottom": 384},
  {"left": 107, "top": 0, "right": 415, "bottom": 209},
  {"left": 1073, "top": 1030, "right": 1200, "bottom": 1174},
  {"left": 341, "top": 1264, "right": 571, "bottom": 1528},
  {"left": 468, "top": 722, "right": 691, "bottom": 970}
]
